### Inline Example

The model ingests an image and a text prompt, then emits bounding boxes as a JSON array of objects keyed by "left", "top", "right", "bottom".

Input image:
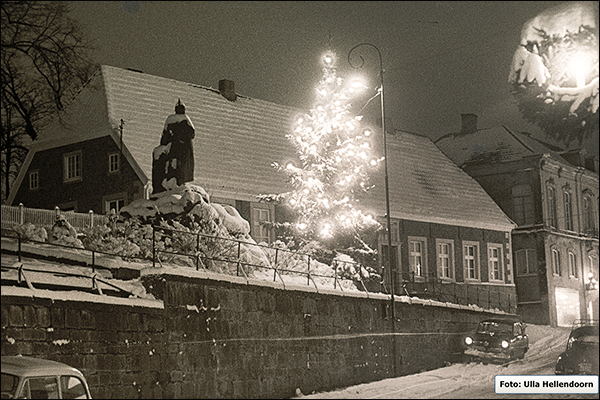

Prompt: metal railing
[
  {"left": 150, "top": 225, "right": 370, "bottom": 292},
  {"left": 2, "top": 205, "right": 517, "bottom": 312},
  {"left": 2, "top": 261, "right": 140, "bottom": 298}
]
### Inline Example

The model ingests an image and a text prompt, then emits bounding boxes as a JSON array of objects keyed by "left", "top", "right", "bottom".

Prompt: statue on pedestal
[{"left": 152, "top": 99, "right": 196, "bottom": 194}]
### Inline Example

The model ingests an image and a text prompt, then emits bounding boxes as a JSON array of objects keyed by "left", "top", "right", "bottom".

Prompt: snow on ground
[{"left": 293, "top": 324, "right": 598, "bottom": 399}]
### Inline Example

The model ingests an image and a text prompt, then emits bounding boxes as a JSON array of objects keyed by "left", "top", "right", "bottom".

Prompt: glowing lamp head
[
  {"left": 501, "top": 340, "right": 509, "bottom": 349},
  {"left": 348, "top": 78, "right": 367, "bottom": 94},
  {"left": 569, "top": 52, "right": 591, "bottom": 88},
  {"left": 464, "top": 336, "right": 473, "bottom": 345},
  {"left": 322, "top": 52, "right": 336, "bottom": 67}
]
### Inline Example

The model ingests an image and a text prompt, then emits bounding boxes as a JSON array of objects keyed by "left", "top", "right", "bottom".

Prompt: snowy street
[{"left": 294, "top": 324, "right": 598, "bottom": 399}]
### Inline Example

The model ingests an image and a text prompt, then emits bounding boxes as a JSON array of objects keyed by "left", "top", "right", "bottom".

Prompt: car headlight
[
  {"left": 465, "top": 336, "right": 473, "bottom": 345},
  {"left": 501, "top": 340, "right": 509, "bottom": 349}
]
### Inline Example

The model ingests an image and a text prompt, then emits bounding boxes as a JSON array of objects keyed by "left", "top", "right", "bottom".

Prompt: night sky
[{"left": 68, "top": 1, "right": 568, "bottom": 141}]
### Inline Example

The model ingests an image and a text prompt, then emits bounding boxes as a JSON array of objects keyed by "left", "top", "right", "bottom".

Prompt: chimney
[
  {"left": 460, "top": 113, "right": 478, "bottom": 135},
  {"left": 219, "top": 79, "right": 237, "bottom": 102}
]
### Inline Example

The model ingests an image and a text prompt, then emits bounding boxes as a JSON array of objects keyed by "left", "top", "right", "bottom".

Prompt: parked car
[
  {"left": 555, "top": 319, "right": 599, "bottom": 375},
  {"left": 463, "top": 316, "right": 529, "bottom": 363},
  {"left": 1, "top": 355, "right": 91, "bottom": 399}
]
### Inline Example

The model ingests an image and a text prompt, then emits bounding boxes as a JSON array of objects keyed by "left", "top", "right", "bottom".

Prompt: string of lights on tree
[{"left": 271, "top": 51, "right": 382, "bottom": 246}]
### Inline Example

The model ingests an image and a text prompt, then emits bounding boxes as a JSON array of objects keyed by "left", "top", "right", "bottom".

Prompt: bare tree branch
[{"left": 1, "top": 1, "right": 98, "bottom": 202}]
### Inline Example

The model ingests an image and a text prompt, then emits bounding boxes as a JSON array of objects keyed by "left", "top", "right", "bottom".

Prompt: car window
[
  {"left": 60, "top": 376, "right": 89, "bottom": 399},
  {"left": 574, "top": 335, "right": 599, "bottom": 344},
  {"left": 1, "top": 373, "right": 19, "bottom": 399},
  {"left": 18, "top": 376, "right": 59, "bottom": 399},
  {"left": 478, "top": 322, "right": 513, "bottom": 335}
]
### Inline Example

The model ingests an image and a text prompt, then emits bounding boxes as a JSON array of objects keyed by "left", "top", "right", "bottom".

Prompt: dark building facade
[{"left": 436, "top": 114, "right": 599, "bottom": 326}]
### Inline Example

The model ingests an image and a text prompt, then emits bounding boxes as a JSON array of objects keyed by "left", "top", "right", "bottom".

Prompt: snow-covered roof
[
  {"left": 434, "top": 126, "right": 567, "bottom": 167},
  {"left": 32, "top": 65, "right": 302, "bottom": 201},
  {"left": 364, "top": 131, "right": 516, "bottom": 231},
  {"left": 22, "top": 65, "right": 514, "bottom": 231}
]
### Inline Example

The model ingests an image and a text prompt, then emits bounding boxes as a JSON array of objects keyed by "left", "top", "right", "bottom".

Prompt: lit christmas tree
[{"left": 271, "top": 51, "right": 382, "bottom": 255}]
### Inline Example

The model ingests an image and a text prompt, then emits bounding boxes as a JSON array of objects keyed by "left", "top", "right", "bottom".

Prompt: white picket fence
[{"left": 1, "top": 204, "right": 110, "bottom": 232}]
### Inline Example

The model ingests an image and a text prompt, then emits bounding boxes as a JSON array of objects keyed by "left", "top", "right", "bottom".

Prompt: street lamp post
[{"left": 348, "top": 43, "right": 396, "bottom": 333}]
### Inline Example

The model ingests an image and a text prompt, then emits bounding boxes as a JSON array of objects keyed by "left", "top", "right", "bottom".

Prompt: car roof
[
  {"left": 1, "top": 356, "right": 85, "bottom": 379},
  {"left": 571, "top": 325, "right": 599, "bottom": 337}
]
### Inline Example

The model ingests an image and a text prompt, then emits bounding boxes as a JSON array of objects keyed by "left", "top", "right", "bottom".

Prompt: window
[
  {"left": 106, "top": 199, "right": 125, "bottom": 214},
  {"left": 381, "top": 243, "right": 400, "bottom": 292},
  {"left": 381, "top": 220, "right": 400, "bottom": 244},
  {"left": 63, "top": 151, "right": 82, "bottom": 182},
  {"left": 515, "top": 249, "right": 537, "bottom": 276},
  {"left": 552, "top": 248, "right": 562, "bottom": 276},
  {"left": 564, "top": 190, "right": 573, "bottom": 231},
  {"left": 58, "top": 201, "right": 77, "bottom": 212},
  {"left": 583, "top": 194, "right": 596, "bottom": 235},
  {"left": 29, "top": 170, "right": 39, "bottom": 190},
  {"left": 60, "top": 375, "right": 89, "bottom": 399},
  {"left": 436, "top": 239, "right": 454, "bottom": 280},
  {"left": 252, "top": 208, "right": 271, "bottom": 244},
  {"left": 488, "top": 243, "right": 504, "bottom": 281},
  {"left": 409, "top": 237, "right": 427, "bottom": 279},
  {"left": 547, "top": 185, "right": 557, "bottom": 228},
  {"left": 102, "top": 192, "right": 126, "bottom": 214},
  {"left": 19, "top": 376, "right": 59, "bottom": 399},
  {"left": 512, "top": 184, "right": 534, "bottom": 225},
  {"left": 568, "top": 251, "right": 578, "bottom": 278},
  {"left": 463, "top": 241, "right": 480, "bottom": 280},
  {"left": 108, "top": 152, "right": 120, "bottom": 173}
]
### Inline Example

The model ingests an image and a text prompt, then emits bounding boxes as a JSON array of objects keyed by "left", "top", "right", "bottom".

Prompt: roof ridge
[{"left": 99, "top": 64, "right": 300, "bottom": 111}]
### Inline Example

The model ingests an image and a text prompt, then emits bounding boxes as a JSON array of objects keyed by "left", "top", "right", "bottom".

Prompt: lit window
[
  {"left": 552, "top": 248, "right": 561, "bottom": 276},
  {"left": 488, "top": 243, "right": 503, "bottom": 281},
  {"left": 63, "top": 151, "right": 82, "bottom": 182},
  {"left": 409, "top": 238, "right": 427, "bottom": 279},
  {"left": 29, "top": 171, "right": 39, "bottom": 190},
  {"left": 515, "top": 249, "right": 537, "bottom": 276},
  {"left": 108, "top": 152, "right": 120, "bottom": 173},
  {"left": 252, "top": 208, "right": 271, "bottom": 244},
  {"left": 568, "top": 251, "right": 578, "bottom": 278},
  {"left": 463, "top": 241, "right": 480, "bottom": 280},
  {"left": 436, "top": 239, "right": 454, "bottom": 280}
]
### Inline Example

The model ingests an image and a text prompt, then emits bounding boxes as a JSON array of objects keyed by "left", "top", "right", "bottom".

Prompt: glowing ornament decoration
[{"left": 508, "top": 1, "right": 599, "bottom": 146}]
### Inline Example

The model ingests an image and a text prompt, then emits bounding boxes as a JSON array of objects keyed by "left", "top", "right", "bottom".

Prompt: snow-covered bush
[{"left": 12, "top": 222, "right": 48, "bottom": 242}]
